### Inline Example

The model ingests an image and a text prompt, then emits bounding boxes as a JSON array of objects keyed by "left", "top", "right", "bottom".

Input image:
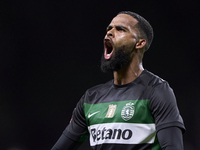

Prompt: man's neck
[{"left": 113, "top": 59, "right": 144, "bottom": 85}]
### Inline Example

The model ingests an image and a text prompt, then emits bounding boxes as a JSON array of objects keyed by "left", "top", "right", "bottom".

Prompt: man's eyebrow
[
  {"left": 106, "top": 25, "right": 112, "bottom": 31},
  {"left": 115, "top": 25, "right": 128, "bottom": 30},
  {"left": 106, "top": 25, "right": 129, "bottom": 31}
]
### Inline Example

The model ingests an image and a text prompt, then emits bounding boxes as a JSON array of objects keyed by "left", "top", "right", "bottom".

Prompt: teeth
[{"left": 107, "top": 54, "right": 111, "bottom": 56}]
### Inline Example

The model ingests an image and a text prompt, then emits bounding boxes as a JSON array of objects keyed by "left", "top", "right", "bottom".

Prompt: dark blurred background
[{"left": 0, "top": 0, "right": 199, "bottom": 150}]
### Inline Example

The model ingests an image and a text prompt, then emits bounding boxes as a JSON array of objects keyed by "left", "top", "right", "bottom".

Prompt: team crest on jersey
[
  {"left": 121, "top": 102, "right": 135, "bottom": 121},
  {"left": 105, "top": 104, "right": 117, "bottom": 118}
]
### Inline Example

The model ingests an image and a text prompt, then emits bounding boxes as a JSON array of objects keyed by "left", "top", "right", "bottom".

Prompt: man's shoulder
[
  {"left": 142, "top": 69, "right": 168, "bottom": 87},
  {"left": 86, "top": 80, "right": 113, "bottom": 94}
]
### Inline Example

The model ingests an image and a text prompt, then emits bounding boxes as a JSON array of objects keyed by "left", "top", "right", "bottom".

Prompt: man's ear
[{"left": 135, "top": 39, "right": 146, "bottom": 49}]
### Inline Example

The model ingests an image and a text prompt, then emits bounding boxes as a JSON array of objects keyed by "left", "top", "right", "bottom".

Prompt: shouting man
[{"left": 51, "top": 11, "right": 185, "bottom": 150}]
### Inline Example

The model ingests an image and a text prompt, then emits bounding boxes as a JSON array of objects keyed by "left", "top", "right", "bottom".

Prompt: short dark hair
[{"left": 118, "top": 11, "right": 154, "bottom": 51}]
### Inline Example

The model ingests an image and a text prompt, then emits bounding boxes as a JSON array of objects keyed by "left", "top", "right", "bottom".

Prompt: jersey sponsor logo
[
  {"left": 105, "top": 104, "right": 117, "bottom": 118},
  {"left": 88, "top": 111, "right": 100, "bottom": 118},
  {"left": 121, "top": 102, "right": 135, "bottom": 121},
  {"left": 91, "top": 127, "right": 132, "bottom": 141},
  {"left": 88, "top": 123, "right": 156, "bottom": 146}
]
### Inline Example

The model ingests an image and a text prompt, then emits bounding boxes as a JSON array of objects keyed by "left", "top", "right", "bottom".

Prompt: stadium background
[{"left": 0, "top": 0, "right": 199, "bottom": 149}]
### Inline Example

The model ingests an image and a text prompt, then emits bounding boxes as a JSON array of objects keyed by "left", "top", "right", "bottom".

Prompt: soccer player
[{"left": 51, "top": 11, "right": 185, "bottom": 150}]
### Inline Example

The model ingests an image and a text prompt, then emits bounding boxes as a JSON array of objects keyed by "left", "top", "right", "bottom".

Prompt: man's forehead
[{"left": 109, "top": 14, "right": 138, "bottom": 27}]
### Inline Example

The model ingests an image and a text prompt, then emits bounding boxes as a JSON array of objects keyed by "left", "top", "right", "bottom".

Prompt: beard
[{"left": 101, "top": 45, "right": 132, "bottom": 73}]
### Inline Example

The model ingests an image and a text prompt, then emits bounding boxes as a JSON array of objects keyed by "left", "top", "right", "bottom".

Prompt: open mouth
[{"left": 104, "top": 39, "right": 113, "bottom": 60}]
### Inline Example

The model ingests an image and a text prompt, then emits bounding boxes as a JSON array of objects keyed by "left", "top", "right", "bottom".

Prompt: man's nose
[{"left": 106, "top": 29, "right": 114, "bottom": 38}]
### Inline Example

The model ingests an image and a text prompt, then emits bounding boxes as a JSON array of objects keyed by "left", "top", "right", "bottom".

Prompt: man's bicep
[
  {"left": 157, "top": 127, "right": 184, "bottom": 150},
  {"left": 66, "top": 97, "right": 88, "bottom": 140},
  {"left": 51, "top": 94, "right": 88, "bottom": 150},
  {"left": 149, "top": 82, "right": 185, "bottom": 131},
  {"left": 51, "top": 133, "right": 78, "bottom": 150}
]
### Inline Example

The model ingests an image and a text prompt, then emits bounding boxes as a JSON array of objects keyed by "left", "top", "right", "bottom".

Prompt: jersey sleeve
[
  {"left": 149, "top": 82, "right": 185, "bottom": 132},
  {"left": 157, "top": 127, "right": 184, "bottom": 150},
  {"left": 64, "top": 94, "right": 89, "bottom": 141}
]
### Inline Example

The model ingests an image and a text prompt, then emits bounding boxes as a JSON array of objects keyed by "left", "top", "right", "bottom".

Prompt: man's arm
[
  {"left": 149, "top": 82, "right": 185, "bottom": 149},
  {"left": 51, "top": 133, "right": 77, "bottom": 150},
  {"left": 157, "top": 127, "right": 184, "bottom": 150},
  {"left": 51, "top": 94, "right": 88, "bottom": 150}
]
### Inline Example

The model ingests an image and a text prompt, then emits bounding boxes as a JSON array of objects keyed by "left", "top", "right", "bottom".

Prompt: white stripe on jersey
[{"left": 88, "top": 123, "right": 156, "bottom": 146}]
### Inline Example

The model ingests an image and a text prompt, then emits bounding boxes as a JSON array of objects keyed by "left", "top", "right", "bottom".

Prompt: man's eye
[{"left": 117, "top": 28, "right": 125, "bottom": 31}]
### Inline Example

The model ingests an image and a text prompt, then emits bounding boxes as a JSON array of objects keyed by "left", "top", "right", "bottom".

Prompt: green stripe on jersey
[{"left": 83, "top": 100, "right": 154, "bottom": 126}]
